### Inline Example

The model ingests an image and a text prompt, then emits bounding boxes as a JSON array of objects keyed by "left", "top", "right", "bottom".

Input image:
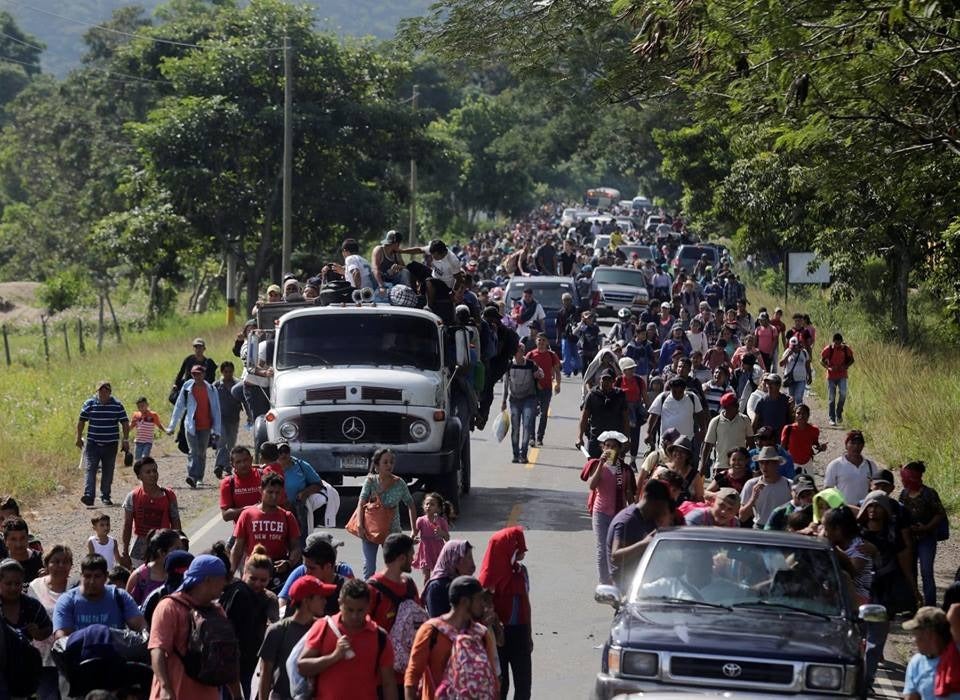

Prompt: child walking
[
  {"left": 87, "top": 513, "right": 121, "bottom": 569},
  {"left": 412, "top": 492, "right": 454, "bottom": 585},
  {"left": 130, "top": 396, "right": 163, "bottom": 461}
]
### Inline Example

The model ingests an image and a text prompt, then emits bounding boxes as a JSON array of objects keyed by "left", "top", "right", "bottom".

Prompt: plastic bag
[{"left": 492, "top": 410, "right": 510, "bottom": 443}]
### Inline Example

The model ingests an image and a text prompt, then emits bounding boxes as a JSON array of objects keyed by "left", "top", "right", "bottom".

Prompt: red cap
[
  {"left": 289, "top": 575, "right": 338, "bottom": 603},
  {"left": 719, "top": 392, "right": 737, "bottom": 409}
]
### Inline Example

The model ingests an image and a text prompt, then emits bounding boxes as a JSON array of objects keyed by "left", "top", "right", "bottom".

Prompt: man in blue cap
[{"left": 149, "top": 554, "right": 241, "bottom": 700}]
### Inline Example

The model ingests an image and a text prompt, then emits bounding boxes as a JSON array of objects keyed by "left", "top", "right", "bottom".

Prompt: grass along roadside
[
  {"left": 0, "top": 312, "right": 238, "bottom": 504},
  {"left": 745, "top": 284, "right": 960, "bottom": 513}
]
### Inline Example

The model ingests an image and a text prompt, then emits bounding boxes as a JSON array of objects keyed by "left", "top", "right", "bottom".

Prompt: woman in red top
[
  {"left": 478, "top": 526, "right": 532, "bottom": 700},
  {"left": 583, "top": 432, "right": 634, "bottom": 585}
]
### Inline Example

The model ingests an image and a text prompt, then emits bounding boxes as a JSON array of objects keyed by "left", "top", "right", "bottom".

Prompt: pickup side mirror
[
  {"left": 858, "top": 604, "right": 887, "bottom": 623},
  {"left": 595, "top": 585, "right": 622, "bottom": 610},
  {"left": 454, "top": 328, "right": 469, "bottom": 368},
  {"left": 245, "top": 332, "right": 259, "bottom": 370}
]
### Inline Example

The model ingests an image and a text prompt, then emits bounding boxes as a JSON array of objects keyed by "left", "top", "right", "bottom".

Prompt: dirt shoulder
[
  {"left": 800, "top": 382, "right": 958, "bottom": 664},
  {"left": 24, "top": 435, "right": 225, "bottom": 567}
]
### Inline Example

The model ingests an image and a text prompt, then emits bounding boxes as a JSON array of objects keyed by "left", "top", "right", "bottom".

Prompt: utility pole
[
  {"left": 409, "top": 84, "right": 419, "bottom": 248},
  {"left": 225, "top": 250, "right": 236, "bottom": 326},
  {"left": 282, "top": 33, "right": 294, "bottom": 276}
]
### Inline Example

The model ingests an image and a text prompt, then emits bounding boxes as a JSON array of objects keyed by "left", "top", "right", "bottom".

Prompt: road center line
[
  {"left": 526, "top": 447, "right": 539, "bottom": 469},
  {"left": 506, "top": 503, "right": 523, "bottom": 526}
]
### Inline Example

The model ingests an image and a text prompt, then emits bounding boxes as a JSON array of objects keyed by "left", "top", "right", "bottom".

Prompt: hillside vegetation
[{"left": 9, "top": 0, "right": 431, "bottom": 75}]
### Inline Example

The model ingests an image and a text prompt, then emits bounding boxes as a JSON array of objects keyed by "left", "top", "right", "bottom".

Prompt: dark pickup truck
[{"left": 594, "top": 528, "right": 886, "bottom": 699}]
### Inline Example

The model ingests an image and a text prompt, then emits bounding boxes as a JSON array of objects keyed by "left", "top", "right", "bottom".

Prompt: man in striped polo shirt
[{"left": 76, "top": 380, "right": 130, "bottom": 507}]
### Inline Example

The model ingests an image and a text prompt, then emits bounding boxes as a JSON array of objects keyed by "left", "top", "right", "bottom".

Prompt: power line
[
  {"left": 0, "top": 29, "right": 42, "bottom": 51},
  {"left": 4, "top": 0, "right": 285, "bottom": 52},
  {"left": 0, "top": 52, "right": 170, "bottom": 86}
]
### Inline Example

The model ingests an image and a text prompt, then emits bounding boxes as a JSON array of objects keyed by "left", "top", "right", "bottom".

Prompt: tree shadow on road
[{"left": 455, "top": 486, "right": 592, "bottom": 533}]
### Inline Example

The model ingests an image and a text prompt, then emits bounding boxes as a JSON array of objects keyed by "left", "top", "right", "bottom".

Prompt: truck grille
[
  {"left": 670, "top": 656, "right": 794, "bottom": 685},
  {"left": 361, "top": 386, "right": 403, "bottom": 402},
  {"left": 602, "top": 291, "right": 642, "bottom": 303},
  {"left": 300, "top": 411, "right": 408, "bottom": 444},
  {"left": 305, "top": 387, "right": 346, "bottom": 401}
]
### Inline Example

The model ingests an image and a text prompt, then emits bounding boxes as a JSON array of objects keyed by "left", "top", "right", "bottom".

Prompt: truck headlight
[
  {"left": 633, "top": 294, "right": 647, "bottom": 304},
  {"left": 621, "top": 651, "right": 658, "bottom": 678},
  {"left": 806, "top": 664, "right": 842, "bottom": 690},
  {"left": 279, "top": 422, "right": 299, "bottom": 440},
  {"left": 409, "top": 420, "right": 430, "bottom": 441},
  {"left": 606, "top": 646, "right": 621, "bottom": 675}
]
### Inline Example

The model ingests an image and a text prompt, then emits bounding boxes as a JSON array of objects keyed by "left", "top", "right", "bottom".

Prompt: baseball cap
[
  {"left": 192, "top": 337, "right": 206, "bottom": 347},
  {"left": 719, "top": 392, "right": 737, "bottom": 409},
  {"left": 600, "top": 368, "right": 617, "bottom": 379},
  {"left": 792, "top": 474, "right": 816, "bottom": 494},
  {"left": 765, "top": 373, "right": 783, "bottom": 384},
  {"left": 381, "top": 230, "right": 401, "bottom": 245},
  {"left": 660, "top": 301, "right": 672, "bottom": 309},
  {"left": 618, "top": 357, "right": 637, "bottom": 371},
  {"left": 715, "top": 487, "right": 741, "bottom": 504},
  {"left": 871, "top": 469, "right": 894, "bottom": 486},
  {"left": 448, "top": 576, "right": 485, "bottom": 605},
  {"left": 755, "top": 425, "right": 775, "bottom": 439},
  {"left": 289, "top": 575, "right": 338, "bottom": 603},
  {"left": 96, "top": 380, "right": 112, "bottom": 391},
  {"left": 266, "top": 284, "right": 282, "bottom": 295},
  {"left": 903, "top": 606, "right": 949, "bottom": 632},
  {"left": 307, "top": 531, "right": 345, "bottom": 549}
]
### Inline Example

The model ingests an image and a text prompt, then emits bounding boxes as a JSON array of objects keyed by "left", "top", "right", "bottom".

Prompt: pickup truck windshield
[
  {"left": 592, "top": 269, "right": 648, "bottom": 286},
  {"left": 276, "top": 314, "right": 442, "bottom": 371},
  {"left": 630, "top": 539, "right": 844, "bottom": 617}
]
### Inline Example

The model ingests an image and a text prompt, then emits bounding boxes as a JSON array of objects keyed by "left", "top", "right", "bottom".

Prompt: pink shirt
[
  {"left": 592, "top": 463, "right": 629, "bottom": 517},
  {"left": 755, "top": 325, "right": 778, "bottom": 355}
]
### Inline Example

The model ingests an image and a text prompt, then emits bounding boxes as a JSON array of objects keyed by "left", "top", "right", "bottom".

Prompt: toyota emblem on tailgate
[
  {"left": 722, "top": 663, "right": 743, "bottom": 678},
  {"left": 342, "top": 417, "right": 366, "bottom": 441}
]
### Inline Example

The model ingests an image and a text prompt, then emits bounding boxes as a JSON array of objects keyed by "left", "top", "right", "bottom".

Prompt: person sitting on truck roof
[
  {"left": 401, "top": 239, "right": 464, "bottom": 311},
  {"left": 282, "top": 278, "right": 304, "bottom": 303},
  {"left": 372, "top": 230, "right": 411, "bottom": 292},
  {"left": 340, "top": 238, "right": 375, "bottom": 290}
]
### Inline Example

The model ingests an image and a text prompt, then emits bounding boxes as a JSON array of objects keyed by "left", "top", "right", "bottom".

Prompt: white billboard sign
[{"left": 787, "top": 252, "right": 830, "bottom": 284}]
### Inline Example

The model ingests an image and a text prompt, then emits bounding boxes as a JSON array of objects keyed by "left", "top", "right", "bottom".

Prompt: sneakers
[
  {"left": 535, "top": 440, "right": 544, "bottom": 448},
  {"left": 828, "top": 419, "right": 837, "bottom": 426},
  {"left": 100, "top": 497, "right": 113, "bottom": 506},
  {"left": 185, "top": 476, "right": 197, "bottom": 489},
  {"left": 520, "top": 454, "right": 529, "bottom": 463},
  {"left": 528, "top": 439, "right": 536, "bottom": 447},
  {"left": 511, "top": 456, "right": 521, "bottom": 463},
  {"left": 80, "top": 495, "right": 94, "bottom": 507}
]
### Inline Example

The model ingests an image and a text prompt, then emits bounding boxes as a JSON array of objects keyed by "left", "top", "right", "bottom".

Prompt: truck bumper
[
  {"left": 594, "top": 674, "right": 850, "bottom": 700},
  {"left": 284, "top": 444, "right": 458, "bottom": 478}
]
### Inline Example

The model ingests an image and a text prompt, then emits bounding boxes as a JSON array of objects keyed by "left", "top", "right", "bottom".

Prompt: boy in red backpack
[{"left": 405, "top": 576, "right": 499, "bottom": 700}]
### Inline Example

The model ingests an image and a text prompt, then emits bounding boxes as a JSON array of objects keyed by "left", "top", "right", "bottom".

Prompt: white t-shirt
[
  {"left": 686, "top": 330, "right": 709, "bottom": 357},
  {"left": 783, "top": 349, "right": 809, "bottom": 383},
  {"left": 516, "top": 303, "right": 546, "bottom": 339},
  {"left": 705, "top": 412, "right": 753, "bottom": 465},
  {"left": 344, "top": 254, "right": 374, "bottom": 289},
  {"left": 823, "top": 455, "right": 876, "bottom": 504},
  {"left": 422, "top": 248, "right": 461, "bottom": 288},
  {"left": 649, "top": 390, "right": 703, "bottom": 438}
]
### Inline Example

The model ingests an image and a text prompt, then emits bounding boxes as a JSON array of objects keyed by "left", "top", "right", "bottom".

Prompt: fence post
[
  {"left": 41, "top": 315, "right": 49, "bottom": 363},
  {"left": 1, "top": 324, "right": 9, "bottom": 366},
  {"left": 97, "top": 296, "right": 104, "bottom": 352},
  {"left": 77, "top": 318, "right": 85, "bottom": 354},
  {"left": 62, "top": 323, "right": 70, "bottom": 360}
]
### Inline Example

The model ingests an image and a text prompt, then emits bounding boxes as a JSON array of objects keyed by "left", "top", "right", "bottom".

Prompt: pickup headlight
[
  {"left": 279, "top": 422, "right": 299, "bottom": 440},
  {"left": 409, "top": 420, "right": 430, "bottom": 442},
  {"left": 621, "top": 651, "right": 658, "bottom": 678},
  {"left": 806, "top": 664, "right": 842, "bottom": 690},
  {"left": 632, "top": 294, "right": 647, "bottom": 304}
]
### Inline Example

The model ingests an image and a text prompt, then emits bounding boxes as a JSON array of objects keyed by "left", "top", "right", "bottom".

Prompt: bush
[{"left": 38, "top": 270, "right": 93, "bottom": 314}]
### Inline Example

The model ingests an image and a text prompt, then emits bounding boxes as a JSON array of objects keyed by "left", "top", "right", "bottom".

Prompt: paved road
[
  {"left": 183, "top": 374, "right": 607, "bottom": 697},
  {"left": 181, "top": 369, "right": 906, "bottom": 699}
]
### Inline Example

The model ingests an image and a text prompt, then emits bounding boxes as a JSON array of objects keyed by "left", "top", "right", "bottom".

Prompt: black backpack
[
  {"left": 169, "top": 593, "right": 240, "bottom": 687},
  {"left": 3, "top": 620, "right": 42, "bottom": 696}
]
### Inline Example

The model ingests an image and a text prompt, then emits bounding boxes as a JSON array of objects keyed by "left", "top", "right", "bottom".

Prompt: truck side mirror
[
  {"left": 595, "top": 585, "right": 622, "bottom": 610},
  {"left": 245, "top": 332, "right": 259, "bottom": 370},
  {"left": 454, "top": 329, "right": 469, "bottom": 368}
]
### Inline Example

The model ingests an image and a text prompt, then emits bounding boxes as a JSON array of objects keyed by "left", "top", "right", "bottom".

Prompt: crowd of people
[{"left": 0, "top": 202, "right": 952, "bottom": 699}]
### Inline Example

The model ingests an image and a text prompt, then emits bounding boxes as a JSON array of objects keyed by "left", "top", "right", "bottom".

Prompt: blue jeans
[
  {"left": 84, "top": 441, "right": 117, "bottom": 501},
  {"left": 788, "top": 379, "right": 806, "bottom": 406},
  {"left": 827, "top": 378, "right": 848, "bottom": 421},
  {"left": 361, "top": 537, "right": 381, "bottom": 580},
  {"left": 561, "top": 338, "right": 581, "bottom": 376},
  {"left": 534, "top": 387, "right": 553, "bottom": 442},
  {"left": 916, "top": 535, "right": 938, "bottom": 606},
  {"left": 215, "top": 420, "right": 239, "bottom": 470},
  {"left": 185, "top": 429, "right": 211, "bottom": 481},
  {"left": 509, "top": 396, "right": 537, "bottom": 459},
  {"left": 134, "top": 441, "right": 152, "bottom": 461},
  {"left": 864, "top": 619, "right": 889, "bottom": 687},
  {"left": 592, "top": 510, "right": 613, "bottom": 585}
]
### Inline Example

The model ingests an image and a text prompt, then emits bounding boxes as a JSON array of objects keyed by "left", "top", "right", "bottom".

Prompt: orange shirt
[
  {"left": 304, "top": 613, "right": 395, "bottom": 700},
  {"left": 404, "top": 618, "right": 499, "bottom": 700},
  {"left": 148, "top": 593, "right": 223, "bottom": 700},
  {"left": 192, "top": 382, "right": 212, "bottom": 431}
]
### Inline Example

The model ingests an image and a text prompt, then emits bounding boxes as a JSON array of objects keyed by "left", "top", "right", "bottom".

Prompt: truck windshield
[
  {"left": 592, "top": 269, "right": 648, "bottom": 286},
  {"left": 276, "top": 314, "right": 442, "bottom": 371},
  {"left": 630, "top": 539, "right": 845, "bottom": 617}
]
